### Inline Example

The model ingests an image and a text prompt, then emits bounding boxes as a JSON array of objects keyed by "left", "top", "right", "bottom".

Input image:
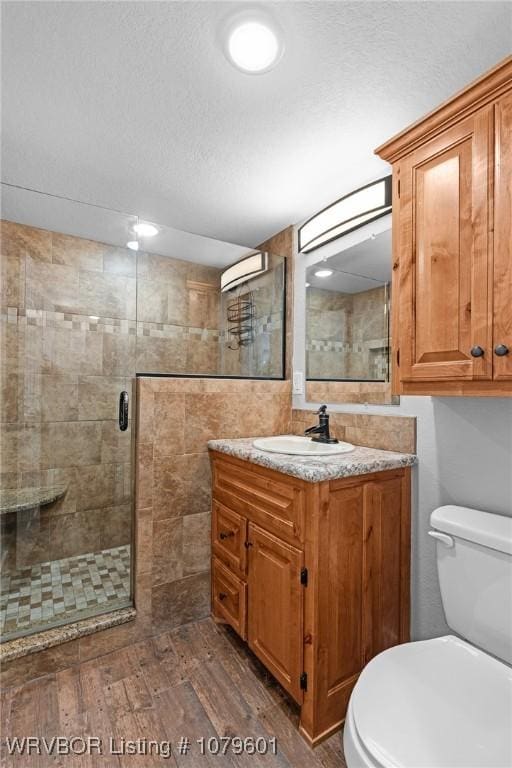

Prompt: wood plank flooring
[{"left": 0, "top": 618, "right": 347, "bottom": 767}]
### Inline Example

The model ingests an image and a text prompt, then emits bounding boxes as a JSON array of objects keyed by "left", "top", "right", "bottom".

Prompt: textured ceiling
[{"left": 2, "top": 1, "right": 511, "bottom": 246}]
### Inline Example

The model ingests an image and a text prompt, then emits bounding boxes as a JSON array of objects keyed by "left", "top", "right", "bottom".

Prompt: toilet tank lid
[{"left": 431, "top": 505, "right": 512, "bottom": 555}]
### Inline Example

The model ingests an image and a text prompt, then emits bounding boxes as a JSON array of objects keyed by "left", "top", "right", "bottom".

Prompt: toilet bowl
[{"left": 344, "top": 505, "right": 512, "bottom": 768}]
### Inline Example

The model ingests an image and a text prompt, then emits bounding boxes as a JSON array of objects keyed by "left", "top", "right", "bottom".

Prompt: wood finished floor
[{"left": 0, "top": 618, "right": 347, "bottom": 767}]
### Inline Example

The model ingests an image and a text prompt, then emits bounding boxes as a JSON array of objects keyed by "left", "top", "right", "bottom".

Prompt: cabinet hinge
[
  {"left": 300, "top": 672, "right": 308, "bottom": 691},
  {"left": 300, "top": 567, "right": 308, "bottom": 586}
]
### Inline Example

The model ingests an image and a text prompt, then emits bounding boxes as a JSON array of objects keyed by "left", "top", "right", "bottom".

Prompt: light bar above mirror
[{"left": 298, "top": 176, "right": 392, "bottom": 253}]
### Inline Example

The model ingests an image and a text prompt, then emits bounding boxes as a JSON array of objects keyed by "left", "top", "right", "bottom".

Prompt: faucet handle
[{"left": 317, "top": 405, "right": 327, "bottom": 415}]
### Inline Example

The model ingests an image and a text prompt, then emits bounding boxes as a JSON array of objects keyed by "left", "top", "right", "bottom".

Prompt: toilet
[{"left": 343, "top": 505, "right": 512, "bottom": 768}]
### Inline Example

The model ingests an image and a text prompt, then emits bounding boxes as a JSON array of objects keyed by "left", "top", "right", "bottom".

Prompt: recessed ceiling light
[
  {"left": 126, "top": 241, "right": 139, "bottom": 251},
  {"left": 133, "top": 222, "right": 158, "bottom": 237},
  {"left": 223, "top": 11, "right": 284, "bottom": 74},
  {"left": 314, "top": 269, "right": 333, "bottom": 278}
]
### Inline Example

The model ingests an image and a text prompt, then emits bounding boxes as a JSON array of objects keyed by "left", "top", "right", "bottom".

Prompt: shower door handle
[{"left": 119, "top": 391, "right": 129, "bottom": 431}]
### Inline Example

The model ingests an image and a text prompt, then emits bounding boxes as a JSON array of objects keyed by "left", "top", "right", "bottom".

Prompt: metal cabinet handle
[
  {"left": 470, "top": 346, "right": 485, "bottom": 358},
  {"left": 118, "top": 391, "right": 129, "bottom": 431},
  {"left": 495, "top": 344, "right": 509, "bottom": 357},
  {"left": 219, "top": 531, "right": 235, "bottom": 540}
]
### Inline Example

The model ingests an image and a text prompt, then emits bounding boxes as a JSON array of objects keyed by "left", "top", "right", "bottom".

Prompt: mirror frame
[{"left": 293, "top": 212, "right": 399, "bottom": 406}]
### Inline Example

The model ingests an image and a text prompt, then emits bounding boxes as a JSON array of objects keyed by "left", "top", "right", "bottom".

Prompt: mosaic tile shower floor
[{"left": 0, "top": 545, "right": 131, "bottom": 642}]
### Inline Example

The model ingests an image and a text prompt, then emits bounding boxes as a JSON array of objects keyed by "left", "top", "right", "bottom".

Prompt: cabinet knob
[
  {"left": 494, "top": 344, "right": 509, "bottom": 357},
  {"left": 218, "top": 592, "right": 227, "bottom": 601},
  {"left": 219, "top": 530, "right": 234, "bottom": 540},
  {"left": 470, "top": 346, "right": 485, "bottom": 358}
]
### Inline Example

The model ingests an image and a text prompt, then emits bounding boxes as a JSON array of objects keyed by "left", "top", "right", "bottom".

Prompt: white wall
[{"left": 293, "top": 224, "right": 512, "bottom": 640}]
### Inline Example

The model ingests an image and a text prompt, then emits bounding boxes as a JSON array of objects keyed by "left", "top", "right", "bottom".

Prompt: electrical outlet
[{"left": 293, "top": 371, "right": 304, "bottom": 394}]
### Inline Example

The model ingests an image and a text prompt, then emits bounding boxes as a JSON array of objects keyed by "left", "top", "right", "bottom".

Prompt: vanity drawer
[
  {"left": 212, "top": 500, "right": 247, "bottom": 577},
  {"left": 212, "top": 455, "right": 305, "bottom": 545},
  {"left": 212, "top": 557, "right": 247, "bottom": 640}
]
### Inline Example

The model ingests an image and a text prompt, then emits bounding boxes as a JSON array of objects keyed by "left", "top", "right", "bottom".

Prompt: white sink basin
[{"left": 253, "top": 435, "right": 355, "bottom": 456}]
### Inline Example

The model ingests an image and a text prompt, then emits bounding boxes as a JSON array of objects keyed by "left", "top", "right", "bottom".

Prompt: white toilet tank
[{"left": 430, "top": 505, "right": 512, "bottom": 666}]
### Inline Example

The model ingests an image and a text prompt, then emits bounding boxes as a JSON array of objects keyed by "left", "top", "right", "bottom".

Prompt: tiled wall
[
  {"left": 306, "top": 285, "right": 389, "bottom": 380},
  {"left": 0, "top": 221, "right": 228, "bottom": 567},
  {"left": 258, "top": 226, "right": 294, "bottom": 379},
  {"left": 135, "top": 376, "right": 292, "bottom": 635},
  {"left": 291, "top": 408, "right": 416, "bottom": 454},
  {"left": 0, "top": 221, "right": 135, "bottom": 568},
  {"left": 136, "top": 251, "right": 222, "bottom": 375},
  {"left": 306, "top": 379, "right": 396, "bottom": 405},
  {"left": 351, "top": 286, "right": 389, "bottom": 380},
  {"left": 220, "top": 254, "right": 285, "bottom": 377}
]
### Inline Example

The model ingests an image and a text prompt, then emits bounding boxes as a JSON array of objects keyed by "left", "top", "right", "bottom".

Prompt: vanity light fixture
[
  {"left": 221, "top": 251, "right": 268, "bottom": 292},
  {"left": 133, "top": 222, "right": 158, "bottom": 237},
  {"left": 222, "top": 10, "right": 284, "bottom": 74},
  {"left": 126, "top": 240, "right": 139, "bottom": 251},
  {"left": 298, "top": 176, "right": 392, "bottom": 253},
  {"left": 314, "top": 268, "right": 333, "bottom": 278}
]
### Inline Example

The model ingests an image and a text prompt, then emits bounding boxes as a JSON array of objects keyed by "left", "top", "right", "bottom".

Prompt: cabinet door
[
  {"left": 493, "top": 93, "right": 512, "bottom": 380},
  {"left": 398, "top": 107, "right": 493, "bottom": 381},
  {"left": 247, "top": 523, "right": 304, "bottom": 703},
  {"left": 362, "top": 474, "right": 410, "bottom": 664}
]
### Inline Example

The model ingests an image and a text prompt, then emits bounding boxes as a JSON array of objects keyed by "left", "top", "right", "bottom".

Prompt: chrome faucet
[{"left": 304, "top": 405, "right": 339, "bottom": 444}]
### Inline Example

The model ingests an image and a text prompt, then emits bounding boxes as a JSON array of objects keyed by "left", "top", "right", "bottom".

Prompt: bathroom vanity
[{"left": 208, "top": 439, "right": 416, "bottom": 746}]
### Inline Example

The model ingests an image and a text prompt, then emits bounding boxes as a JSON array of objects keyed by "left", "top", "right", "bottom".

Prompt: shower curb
[{"left": 0, "top": 606, "right": 136, "bottom": 663}]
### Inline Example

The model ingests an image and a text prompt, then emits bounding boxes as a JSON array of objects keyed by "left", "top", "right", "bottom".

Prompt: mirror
[{"left": 305, "top": 228, "right": 398, "bottom": 404}]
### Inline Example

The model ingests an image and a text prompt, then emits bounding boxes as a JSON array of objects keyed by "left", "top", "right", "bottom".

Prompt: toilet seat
[{"left": 344, "top": 635, "right": 512, "bottom": 768}]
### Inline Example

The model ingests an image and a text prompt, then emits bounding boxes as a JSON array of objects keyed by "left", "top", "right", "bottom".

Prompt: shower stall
[{"left": 0, "top": 186, "right": 286, "bottom": 644}]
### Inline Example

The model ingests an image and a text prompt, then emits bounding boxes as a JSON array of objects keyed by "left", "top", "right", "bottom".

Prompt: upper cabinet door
[
  {"left": 398, "top": 107, "right": 493, "bottom": 382},
  {"left": 493, "top": 93, "right": 512, "bottom": 380}
]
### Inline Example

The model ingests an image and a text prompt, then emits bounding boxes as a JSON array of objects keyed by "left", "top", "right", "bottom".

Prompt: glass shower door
[{"left": 0, "top": 196, "right": 136, "bottom": 642}]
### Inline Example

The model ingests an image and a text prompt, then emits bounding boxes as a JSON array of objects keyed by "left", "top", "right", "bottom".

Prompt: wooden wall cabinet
[
  {"left": 210, "top": 451, "right": 411, "bottom": 746},
  {"left": 376, "top": 56, "right": 512, "bottom": 396}
]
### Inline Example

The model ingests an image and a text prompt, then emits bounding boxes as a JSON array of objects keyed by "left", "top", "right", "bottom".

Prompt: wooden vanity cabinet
[
  {"left": 376, "top": 56, "right": 512, "bottom": 396},
  {"left": 209, "top": 451, "right": 411, "bottom": 746},
  {"left": 247, "top": 523, "right": 305, "bottom": 704}
]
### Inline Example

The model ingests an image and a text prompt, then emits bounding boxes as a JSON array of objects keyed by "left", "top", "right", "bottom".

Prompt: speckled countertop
[{"left": 208, "top": 437, "right": 416, "bottom": 483}]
